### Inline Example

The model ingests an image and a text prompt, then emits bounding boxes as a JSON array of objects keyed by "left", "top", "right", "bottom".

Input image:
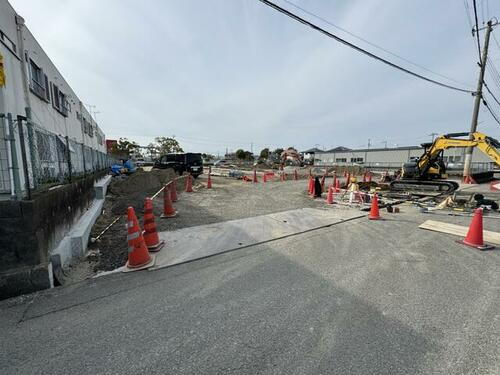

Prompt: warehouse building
[{"left": 313, "top": 144, "right": 496, "bottom": 172}]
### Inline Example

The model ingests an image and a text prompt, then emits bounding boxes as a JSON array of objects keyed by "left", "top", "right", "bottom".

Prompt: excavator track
[{"left": 389, "top": 180, "right": 459, "bottom": 194}]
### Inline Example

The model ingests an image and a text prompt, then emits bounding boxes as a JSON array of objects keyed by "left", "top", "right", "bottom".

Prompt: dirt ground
[
  {"left": 83, "top": 169, "right": 185, "bottom": 274},
  {"left": 74, "top": 172, "right": 332, "bottom": 277}
]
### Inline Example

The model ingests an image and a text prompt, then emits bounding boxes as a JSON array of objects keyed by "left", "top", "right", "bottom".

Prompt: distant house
[{"left": 300, "top": 147, "right": 324, "bottom": 165}]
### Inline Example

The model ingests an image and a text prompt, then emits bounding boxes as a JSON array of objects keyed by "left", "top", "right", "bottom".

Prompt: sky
[{"left": 9, "top": 0, "right": 500, "bottom": 155}]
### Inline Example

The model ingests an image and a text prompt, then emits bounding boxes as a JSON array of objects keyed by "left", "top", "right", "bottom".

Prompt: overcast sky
[{"left": 9, "top": 0, "right": 500, "bottom": 155}]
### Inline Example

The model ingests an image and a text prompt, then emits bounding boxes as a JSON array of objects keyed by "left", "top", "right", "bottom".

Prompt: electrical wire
[
  {"left": 486, "top": 62, "right": 500, "bottom": 90},
  {"left": 482, "top": 98, "right": 500, "bottom": 125},
  {"left": 256, "top": 0, "right": 474, "bottom": 94},
  {"left": 472, "top": 0, "right": 482, "bottom": 60},
  {"left": 484, "top": 82, "right": 500, "bottom": 106},
  {"left": 281, "top": 0, "right": 473, "bottom": 88},
  {"left": 492, "top": 32, "right": 500, "bottom": 50}
]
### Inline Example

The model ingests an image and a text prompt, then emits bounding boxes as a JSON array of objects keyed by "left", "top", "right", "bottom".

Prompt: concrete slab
[{"left": 150, "top": 207, "right": 364, "bottom": 270}]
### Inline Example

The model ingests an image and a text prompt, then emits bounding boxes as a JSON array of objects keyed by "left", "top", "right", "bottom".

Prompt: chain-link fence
[{"left": 22, "top": 121, "right": 115, "bottom": 191}]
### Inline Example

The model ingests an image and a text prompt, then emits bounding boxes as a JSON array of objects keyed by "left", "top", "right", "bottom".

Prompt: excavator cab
[{"left": 402, "top": 146, "right": 446, "bottom": 180}]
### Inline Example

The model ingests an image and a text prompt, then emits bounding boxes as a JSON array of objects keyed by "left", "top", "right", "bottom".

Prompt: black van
[{"left": 154, "top": 153, "right": 203, "bottom": 178}]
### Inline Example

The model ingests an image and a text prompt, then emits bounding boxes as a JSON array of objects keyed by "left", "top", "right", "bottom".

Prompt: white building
[
  {"left": 0, "top": 0, "right": 108, "bottom": 199},
  {"left": 314, "top": 143, "right": 496, "bottom": 172}
]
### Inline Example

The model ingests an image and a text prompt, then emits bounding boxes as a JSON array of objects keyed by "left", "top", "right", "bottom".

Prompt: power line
[
  {"left": 472, "top": 0, "right": 482, "bottom": 60},
  {"left": 281, "top": 0, "right": 473, "bottom": 88},
  {"left": 492, "top": 32, "right": 500, "bottom": 50},
  {"left": 486, "top": 61, "right": 500, "bottom": 90},
  {"left": 482, "top": 98, "right": 500, "bottom": 125},
  {"left": 256, "top": 0, "right": 474, "bottom": 94},
  {"left": 484, "top": 81, "right": 500, "bottom": 106}
]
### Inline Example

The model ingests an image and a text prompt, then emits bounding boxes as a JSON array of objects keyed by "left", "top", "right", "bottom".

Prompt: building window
[
  {"left": 29, "top": 59, "right": 49, "bottom": 101},
  {"left": 51, "top": 82, "right": 68, "bottom": 117},
  {"left": 350, "top": 157, "right": 364, "bottom": 163},
  {"left": 0, "top": 30, "right": 17, "bottom": 54},
  {"left": 336, "top": 158, "right": 347, "bottom": 163}
]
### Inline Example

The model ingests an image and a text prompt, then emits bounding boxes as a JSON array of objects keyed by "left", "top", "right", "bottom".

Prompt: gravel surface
[
  {"left": 85, "top": 174, "right": 329, "bottom": 273},
  {"left": 1, "top": 205, "right": 498, "bottom": 374}
]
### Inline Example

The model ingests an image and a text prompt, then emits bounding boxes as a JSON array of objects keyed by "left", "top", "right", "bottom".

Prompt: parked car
[{"left": 154, "top": 153, "right": 203, "bottom": 177}]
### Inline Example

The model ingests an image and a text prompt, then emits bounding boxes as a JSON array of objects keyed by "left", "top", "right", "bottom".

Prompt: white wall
[
  {"left": 0, "top": 0, "right": 108, "bottom": 196},
  {"left": 0, "top": 0, "right": 106, "bottom": 152}
]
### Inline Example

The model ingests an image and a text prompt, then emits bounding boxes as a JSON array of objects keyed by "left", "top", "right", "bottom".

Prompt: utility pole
[
  {"left": 463, "top": 20, "right": 493, "bottom": 178},
  {"left": 367, "top": 139, "right": 371, "bottom": 149}
]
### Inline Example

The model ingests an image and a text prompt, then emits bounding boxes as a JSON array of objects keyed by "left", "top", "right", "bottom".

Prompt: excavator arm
[
  {"left": 392, "top": 132, "right": 500, "bottom": 193},
  {"left": 417, "top": 132, "right": 500, "bottom": 175}
]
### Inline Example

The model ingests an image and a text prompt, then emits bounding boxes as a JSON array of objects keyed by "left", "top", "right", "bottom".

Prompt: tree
[
  {"left": 273, "top": 148, "right": 284, "bottom": 156},
  {"left": 202, "top": 153, "right": 215, "bottom": 161},
  {"left": 259, "top": 148, "right": 270, "bottom": 159},
  {"left": 244, "top": 151, "right": 254, "bottom": 161},
  {"left": 111, "top": 137, "right": 140, "bottom": 156},
  {"left": 154, "top": 137, "right": 184, "bottom": 154},
  {"left": 235, "top": 149, "right": 246, "bottom": 160}
]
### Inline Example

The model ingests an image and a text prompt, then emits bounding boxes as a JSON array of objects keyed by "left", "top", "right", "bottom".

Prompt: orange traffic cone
[
  {"left": 308, "top": 176, "right": 314, "bottom": 195},
  {"left": 294, "top": 169, "right": 298, "bottom": 180},
  {"left": 161, "top": 184, "right": 177, "bottom": 218},
  {"left": 320, "top": 175, "right": 326, "bottom": 190},
  {"left": 253, "top": 169, "right": 258, "bottom": 183},
  {"left": 170, "top": 180, "right": 178, "bottom": 202},
  {"left": 142, "top": 197, "right": 164, "bottom": 252},
  {"left": 125, "top": 207, "right": 154, "bottom": 270},
  {"left": 335, "top": 178, "right": 340, "bottom": 192},
  {"left": 326, "top": 186, "right": 334, "bottom": 204},
  {"left": 207, "top": 173, "right": 212, "bottom": 189},
  {"left": 185, "top": 174, "right": 193, "bottom": 193},
  {"left": 460, "top": 208, "right": 494, "bottom": 250},
  {"left": 368, "top": 194, "right": 381, "bottom": 220}
]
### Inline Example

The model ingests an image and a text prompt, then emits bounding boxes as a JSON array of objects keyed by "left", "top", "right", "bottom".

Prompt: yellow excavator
[{"left": 390, "top": 132, "right": 500, "bottom": 193}]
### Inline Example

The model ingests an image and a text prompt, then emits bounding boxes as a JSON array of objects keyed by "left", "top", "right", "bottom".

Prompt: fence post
[
  {"left": 66, "top": 136, "right": 72, "bottom": 182},
  {"left": 17, "top": 116, "right": 31, "bottom": 200},
  {"left": 6, "top": 113, "right": 22, "bottom": 199},
  {"left": 81, "top": 143, "right": 86, "bottom": 176}
]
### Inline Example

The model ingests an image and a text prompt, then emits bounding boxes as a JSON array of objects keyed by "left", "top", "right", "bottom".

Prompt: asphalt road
[{"left": 1, "top": 208, "right": 499, "bottom": 374}]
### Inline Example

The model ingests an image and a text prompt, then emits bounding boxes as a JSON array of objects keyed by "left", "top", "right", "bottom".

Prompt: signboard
[{"left": 0, "top": 54, "right": 5, "bottom": 87}]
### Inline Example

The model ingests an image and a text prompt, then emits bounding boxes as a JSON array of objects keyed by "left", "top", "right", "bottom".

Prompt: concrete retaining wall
[{"left": 0, "top": 171, "right": 108, "bottom": 300}]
